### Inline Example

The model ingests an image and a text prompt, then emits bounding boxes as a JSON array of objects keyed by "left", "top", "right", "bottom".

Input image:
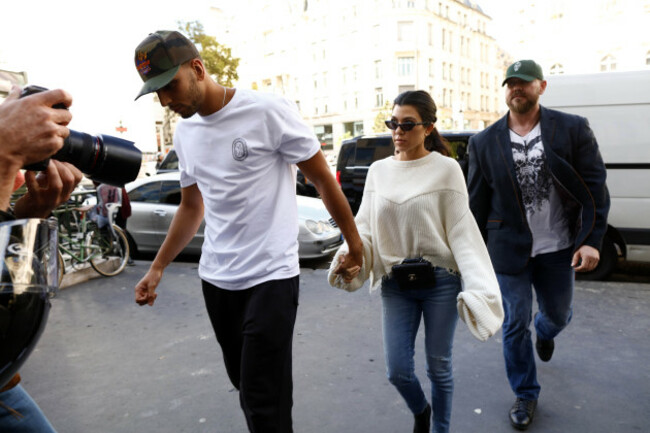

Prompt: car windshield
[{"left": 157, "top": 150, "right": 179, "bottom": 172}]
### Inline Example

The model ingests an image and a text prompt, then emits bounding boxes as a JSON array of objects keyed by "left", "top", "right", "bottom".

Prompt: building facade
[
  {"left": 210, "top": 0, "right": 506, "bottom": 150},
  {"left": 506, "top": 0, "right": 650, "bottom": 76},
  {"left": 0, "top": 69, "right": 27, "bottom": 101}
]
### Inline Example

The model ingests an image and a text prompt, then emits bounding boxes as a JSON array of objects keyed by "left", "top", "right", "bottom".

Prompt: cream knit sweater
[{"left": 328, "top": 152, "right": 504, "bottom": 341}]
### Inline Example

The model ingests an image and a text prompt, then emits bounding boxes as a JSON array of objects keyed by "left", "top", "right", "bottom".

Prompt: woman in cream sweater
[{"left": 329, "top": 90, "right": 503, "bottom": 433}]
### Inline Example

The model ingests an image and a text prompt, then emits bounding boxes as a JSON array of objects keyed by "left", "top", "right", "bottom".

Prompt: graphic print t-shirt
[{"left": 510, "top": 123, "right": 572, "bottom": 256}]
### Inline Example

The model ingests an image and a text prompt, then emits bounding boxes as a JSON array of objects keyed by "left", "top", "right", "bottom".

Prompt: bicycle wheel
[
  {"left": 58, "top": 250, "right": 65, "bottom": 287},
  {"left": 89, "top": 225, "right": 130, "bottom": 277}
]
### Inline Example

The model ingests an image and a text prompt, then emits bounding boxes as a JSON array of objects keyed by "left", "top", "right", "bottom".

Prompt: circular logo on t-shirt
[{"left": 232, "top": 138, "right": 248, "bottom": 161}]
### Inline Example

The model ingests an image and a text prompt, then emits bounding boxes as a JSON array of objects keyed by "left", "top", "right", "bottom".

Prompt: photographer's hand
[
  {"left": 0, "top": 85, "right": 73, "bottom": 210},
  {"left": 14, "top": 161, "right": 84, "bottom": 219},
  {"left": 0, "top": 85, "right": 73, "bottom": 168}
]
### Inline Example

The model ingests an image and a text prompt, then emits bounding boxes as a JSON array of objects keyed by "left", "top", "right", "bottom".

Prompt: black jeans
[{"left": 202, "top": 276, "right": 300, "bottom": 433}]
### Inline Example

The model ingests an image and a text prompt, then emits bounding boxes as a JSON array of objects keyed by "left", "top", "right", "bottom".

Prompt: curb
[{"left": 59, "top": 261, "right": 118, "bottom": 289}]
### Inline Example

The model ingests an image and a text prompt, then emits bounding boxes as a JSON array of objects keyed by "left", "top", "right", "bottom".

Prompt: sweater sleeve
[{"left": 447, "top": 207, "right": 504, "bottom": 342}]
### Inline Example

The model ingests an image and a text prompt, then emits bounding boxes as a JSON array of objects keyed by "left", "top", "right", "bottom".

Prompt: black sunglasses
[{"left": 384, "top": 120, "right": 430, "bottom": 131}]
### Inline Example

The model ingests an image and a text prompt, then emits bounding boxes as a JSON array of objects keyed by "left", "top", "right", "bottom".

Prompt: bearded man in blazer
[{"left": 467, "top": 60, "right": 610, "bottom": 431}]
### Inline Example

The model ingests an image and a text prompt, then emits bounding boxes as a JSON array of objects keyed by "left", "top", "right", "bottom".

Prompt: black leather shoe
[
  {"left": 536, "top": 336, "right": 554, "bottom": 362},
  {"left": 413, "top": 404, "right": 431, "bottom": 433},
  {"left": 534, "top": 312, "right": 554, "bottom": 362},
  {"left": 509, "top": 398, "right": 537, "bottom": 430}
]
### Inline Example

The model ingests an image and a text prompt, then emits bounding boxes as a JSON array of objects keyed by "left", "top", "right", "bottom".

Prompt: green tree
[
  {"left": 373, "top": 100, "right": 393, "bottom": 133},
  {"left": 157, "top": 22, "right": 240, "bottom": 149},
  {"left": 178, "top": 21, "right": 240, "bottom": 86},
  {"left": 336, "top": 131, "right": 353, "bottom": 148}
]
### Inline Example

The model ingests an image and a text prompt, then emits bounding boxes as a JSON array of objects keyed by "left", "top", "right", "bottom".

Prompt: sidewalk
[{"left": 21, "top": 262, "right": 650, "bottom": 433}]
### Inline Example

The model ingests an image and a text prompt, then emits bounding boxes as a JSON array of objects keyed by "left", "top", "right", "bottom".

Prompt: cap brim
[
  {"left": 502, "top": 73, "right": 538, "bottom": 86},
  {"left": 134, "top": 65, "right": 180, "bottom": 100}
]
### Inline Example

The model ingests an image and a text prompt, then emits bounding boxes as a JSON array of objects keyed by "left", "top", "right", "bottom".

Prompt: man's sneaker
[{"left": 509, "top": 398, "right": 537, "bottom": 430}]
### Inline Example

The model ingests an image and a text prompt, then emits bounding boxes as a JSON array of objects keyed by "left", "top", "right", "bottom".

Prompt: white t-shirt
[
  {"left": 510, "top": 123, "right": 572, "bottom": 256},
  {"left": 173, "top": 89, "right": 320, "bottom": 290}
]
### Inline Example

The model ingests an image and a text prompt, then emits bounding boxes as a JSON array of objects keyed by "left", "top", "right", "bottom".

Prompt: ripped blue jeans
[{"left": 381, "top": 268, "right": 461, "bottom": 433}]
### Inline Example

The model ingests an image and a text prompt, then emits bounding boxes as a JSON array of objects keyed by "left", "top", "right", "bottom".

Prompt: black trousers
[{"left": 202, "top": 276, "right": 299, "bottom": 433}]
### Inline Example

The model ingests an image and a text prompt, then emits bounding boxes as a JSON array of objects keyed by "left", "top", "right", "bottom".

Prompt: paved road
[{"left": 19, "top": 260, "right": 650, "bottom": 433}]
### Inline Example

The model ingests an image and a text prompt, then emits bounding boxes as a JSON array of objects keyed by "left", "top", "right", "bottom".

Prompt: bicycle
[{"left": 55, "top": 197, "right": 130, "bottom": 285}]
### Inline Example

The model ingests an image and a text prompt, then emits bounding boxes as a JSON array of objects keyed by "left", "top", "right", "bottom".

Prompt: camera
[{"left": 20, "top": 85, "right": 142, "bottom": 187}]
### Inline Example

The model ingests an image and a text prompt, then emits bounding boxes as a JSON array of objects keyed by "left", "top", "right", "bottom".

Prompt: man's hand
[
  {"left": 572, "top": 245, "right": 600, "bottom": 272},
  {"left": 14, "top": 161, "right": 84, "bottom": 218},
  {"left": 297, "top": 150, "right": 364, "bottom": 282},
  {"left": 135, "top": 267, "right": 163, "bottom": 306},
  {"left": 0, "top": 85, "right": 73, "bottom": 169}
]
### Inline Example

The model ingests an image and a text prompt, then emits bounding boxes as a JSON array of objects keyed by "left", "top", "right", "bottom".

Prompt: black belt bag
[{"left": 391, "top": 257, "right": 436, "bottom": 290}]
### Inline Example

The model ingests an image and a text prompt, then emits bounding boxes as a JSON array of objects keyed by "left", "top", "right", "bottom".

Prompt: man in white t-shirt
[
  {"left": 132, "top": 30, "right": 363, "bottom": 433},
  {"left": 468, "top": 60, "right": 609, "bottom": 431}
]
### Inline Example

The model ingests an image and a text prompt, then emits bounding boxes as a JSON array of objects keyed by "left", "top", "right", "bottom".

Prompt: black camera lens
[
  {"left": 19, "top": 85, "right": 142, "bottom": 187},
  {"left": 54, "top": 131, "right": 142, "bottom": 187}
]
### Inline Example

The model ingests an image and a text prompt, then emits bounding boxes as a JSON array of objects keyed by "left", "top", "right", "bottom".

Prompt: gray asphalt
[{"left": 19, "top": 260, "right": 650, "bottom": 433}]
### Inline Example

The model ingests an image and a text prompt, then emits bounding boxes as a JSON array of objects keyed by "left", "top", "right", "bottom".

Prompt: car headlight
[{"left": 305, "top": 219, "right": 334, "bottom": 234}]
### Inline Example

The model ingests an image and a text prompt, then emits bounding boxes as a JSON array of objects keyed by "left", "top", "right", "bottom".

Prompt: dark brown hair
[{"left": 393, "top": 90, "right": 450, "bottom": 156}]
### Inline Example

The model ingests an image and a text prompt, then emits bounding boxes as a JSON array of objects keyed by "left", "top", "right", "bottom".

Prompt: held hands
[
  {"left": 329, "top": 247, "right": 365, "bottom": 292},
  {"left": 572, "top": 245, "right": 600, "bottom": 272},
  {"left": 135, "top": 267, "right": 163, "bottom": 306},
  {"left": 333, "top": 251, "right": 362, "bottom": 283}
]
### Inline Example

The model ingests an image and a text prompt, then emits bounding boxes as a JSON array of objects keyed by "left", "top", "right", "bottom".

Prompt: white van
[{"left": 543, "top": 70, "right": 650, "bottom": 279}]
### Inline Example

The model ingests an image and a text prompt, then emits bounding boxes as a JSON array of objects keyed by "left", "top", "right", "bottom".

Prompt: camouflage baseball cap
[
  {"left": 502, "top": 60, "right": 544, "bottom": 86},
  {"left": 134, "top": 30, "right": 200, "bottom": 100}
]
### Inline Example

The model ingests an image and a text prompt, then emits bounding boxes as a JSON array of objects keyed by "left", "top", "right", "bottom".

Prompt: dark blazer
[{"left": 467, "top": 106, "right": 610, "bottom": 274}]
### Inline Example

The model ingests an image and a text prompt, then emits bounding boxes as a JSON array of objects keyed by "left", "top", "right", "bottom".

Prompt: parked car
[
  {"left": 336, "top": 131, "right": 476, "bottom": 214},
  {"left": 124, "top": 172, "right": 342, "bottom": 259},
  {"left": 159, "top": 149, "right": 321, "bottom": 198},
  {"left": 296, "top": 168, "right": 319, "bottom": 197},
  {"left": 156, "top": 149, "right": 179, "bottom": 173}
]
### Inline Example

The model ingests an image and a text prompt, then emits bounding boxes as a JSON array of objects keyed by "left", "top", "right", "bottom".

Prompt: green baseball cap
[
  {"left": 134, "top": 30, "right": 200, "bottom": 100},
  {"left": 502, "top": 60, "right": 544, "bottom": 86}
]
